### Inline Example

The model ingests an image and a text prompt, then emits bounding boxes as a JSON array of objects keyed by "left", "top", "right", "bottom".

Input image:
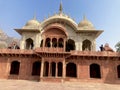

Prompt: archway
[
  {"left": 40, "top": 40, "right": 43, "bottom": 47},
  {"left": 117, "top": 65, "right": 120, "bottom": 78},
  {"left": 51, "top": 62, "right": 56, "bottom": 77},
  {"left": 90, "top": 63, "right": 101, "bottom": 78},
  {"left": 45, "top": 38, "right": 51, "bottom": 47},
  {"left": 10, "top": 61, "right": 20, "bottom": 75},
  {"left": 43, "top": 61, "right": 49, "bottom": 77},
  {"left": 58, "top": 62, "right": 63, "bottom": 77},
  {"left": 66, "top": 39, "right": 75, "bottom": 52},
  {"left": 66, "top": 62, "right": 77, "bottom": 77},
  {"left": 82, "top": 39, "right": 91, "bottom": 51},
  {"left": 32, "top": 61, "right": 41, "bottom": 76},
  {"left": 52, "top": 38, "right": 57, "bottom": 47},
  {"left": 58, "top": 38, "right": 63, "bottom": 48},
  {"left": 26, "top": 38, "right": 34, "bottom": 49}
]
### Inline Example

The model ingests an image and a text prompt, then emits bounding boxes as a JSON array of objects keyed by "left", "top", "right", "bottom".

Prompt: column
[
  {"left": 55, "top": 62, "right": 58, "bottom": 77},
  {"left": 43, "top": 38, "right": 46, "bottom": 48},
  {"left": 63, "top": 39, "right": 66, "bottom": 51},
  {"left": 48, "top": 62, "right": 51, "bottom": 77},
  {"left": 80, "top": 42, "right": 82, "bottom": 51},
  {"left": 50, "top": 38, "right": 52, "bottom": 48},
  {"left": 40, "top": 58, "right": 44, "bottom": 78},
  {"left": 77, "top": 63, "right": 79, "bottom": 79},
  {"left": 62, "top": 59, "right": 66, "bottom": 78},
  {"left": 6, "top": 58, "right": 10, "bottom": 77}
]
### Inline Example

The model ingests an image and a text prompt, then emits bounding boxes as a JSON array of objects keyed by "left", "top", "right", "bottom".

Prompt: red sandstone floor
[{"left": 0, "top": 80, "right": 120, "bottom": 90}]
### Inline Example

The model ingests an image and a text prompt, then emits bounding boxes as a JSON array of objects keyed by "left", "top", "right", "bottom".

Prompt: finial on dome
[
  {"left": 83, "top": 14, "right": 87, "bottom": 20},
  {"left": 59, "top": 1, "right": 63, "bottom": 14},
  {"left": 33, "top": 12, "right": 36, "bottom": 20}
]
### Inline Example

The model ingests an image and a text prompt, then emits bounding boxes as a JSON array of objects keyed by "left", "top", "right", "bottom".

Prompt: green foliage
[{"left": 115, "top": 41, "right": 120, "bottom": 52}]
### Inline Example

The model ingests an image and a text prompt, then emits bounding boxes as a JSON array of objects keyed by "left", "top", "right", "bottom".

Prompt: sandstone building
[{"left": 0, "top": 4, "right": 120, "bottom": 84}]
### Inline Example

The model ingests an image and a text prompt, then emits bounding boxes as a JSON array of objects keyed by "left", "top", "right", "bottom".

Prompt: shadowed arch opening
[
  {"left": 43, "top": 61, "right": 49, "bottom": 77},
  {"left": 117, "top": 65, "right": 120, "bottom": 78},
  {"left": 45, "top": 38, "right": 51, "bottom": 47},
  {"left": 26, "top": 38, "right": 34, "bottom": 49},
  {"left": 58, "top": 38, "right": 64, "bottom": 48},
  {"left": 52, "top": 38, "right": 57, "bottom": 47},
  {"left": 58, "top": 62, "right": 63, "bottom": 77},
  {"left": 40, "top": 40, "right": 43, "bottom": 47},
  {"left": 10, "top": 61, "right": 20, "bottom": 75},
  {"left": 66, "top": 62, "right": 77, "bottom": 77},
  {"left": 32, "top": 61, "right": 41, "bottom": 76},
  {"left": 66, "top": 39, "right": 75, "bottom": 52},
  {"left": 51, "top": 62, "right": 56, "bottom": 77},
  {"left": 82, "top": 39, "right": 91, "bottom": 51},
  {"left": 90, "top": 63, "right": 101, "bottom": 78}
]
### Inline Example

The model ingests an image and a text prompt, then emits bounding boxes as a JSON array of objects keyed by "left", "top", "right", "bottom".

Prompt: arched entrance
[
  {"left": 43, "top": 61, "right": 49, "bottom": 77},
  {"left": 66, "top": 39, "right": 75, "bottom": 52},
  {"left": 58, "top": 62, "right": 63, "bottom": 77},
  {"left": 52, "top": 38, "right": 57, "bottom": 47},
  {"left": 58, "top": 38, "right": 63, "bottom": 48},
  {"left": 66, "top": 62, "right": 77, "bottom": 77},
  {"left": 51, "top": 62, "right": 56, "bottom": 77},
  {"left": 117, "top": 65, "right": 120, "bottom": 78},
  {"left": 45, "top": 38, "right": 51, "bottom": 47},
  {"left": 82, "top": 39, "right": 91, "bottom": 51},
  {"left": 90, "top": 63, "right": 101, "bottom": 78},
  {"left": 10, "top": 61, "right": 20, "bottom": 75},
  {"left": 40, "top": 40, "right": 43, "bottom": 47},
  {"left": 32, "top": 61, "right": 41, "bottom": 76},
  {"left": 26, "top": 38, "right": 34, "bottom": 49}
]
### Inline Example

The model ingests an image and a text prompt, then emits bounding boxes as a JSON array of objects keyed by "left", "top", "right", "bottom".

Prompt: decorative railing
[
  {"left": 0, "top": 49, "right": 33, "bottom": 54},
  {"left": 70, "top": 50, "right": 120, "bottom": 57},
  {"left": 35, "top": 47, "right": 64, "bottom": 53}
]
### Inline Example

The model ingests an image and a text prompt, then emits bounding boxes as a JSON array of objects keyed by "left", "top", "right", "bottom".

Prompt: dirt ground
[{"left": 0, "top": 79, "right": 120, "bottom": 90}]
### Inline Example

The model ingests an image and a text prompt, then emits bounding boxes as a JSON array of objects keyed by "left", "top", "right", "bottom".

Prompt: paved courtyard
[{"left": 0, "top": 79, "right": 120, "bottom": 90}]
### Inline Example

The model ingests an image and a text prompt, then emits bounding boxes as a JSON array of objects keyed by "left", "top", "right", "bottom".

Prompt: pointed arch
[
  {"left": 45, "top": 38, "right": 51, "bottom": 47},
  {"left": 117, "top": 65, "right": 120, "bottom": 78},
  {"left": 51, "top": 62, "right": 56, "bottom": 77},
  {"left": 26, "top": 38, "right": 34, "bottom": 49},
  {"left": 32, "top": 61, "right": 41, "bottom": 76},
  {"left": 40, "top": 39, "right": 43, "bottom": 47},
  {"left": 82, "top": 39, "right": 91, "bottom": 51},
  {"left": 66, "top": 62, "right": 77, "bottom": 77},
  {"left": 66, "top": 39, "right": 75, "bottom": 52},
  {"left": 10, "top": 61, "right": 20, "bottom": 75},
  {"left": 58, "top": 62, "right": 63, "bottom": 77},
  {"left": 90, "top": 63, "right": 101, "bottom": 78},
  {"left": 58, "top": 38, "right": 64, "bottom": 48},
  {"left": 43, "top": 61, "right": 49, "bottom": 77},
  {"left": 52, "top": 38, "right": 57, "bottom": 47}
]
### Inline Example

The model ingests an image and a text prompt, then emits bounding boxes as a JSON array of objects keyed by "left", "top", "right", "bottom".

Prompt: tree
[{"left": 115, "top": 41, "right": 120, "bottom": 52}]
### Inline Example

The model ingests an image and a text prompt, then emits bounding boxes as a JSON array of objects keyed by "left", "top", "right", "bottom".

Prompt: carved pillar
[
  {"left": 48, "top": 62, "right": 51, "bottom": 77},
  {"left": 43, "top": 38, "right": 46, "bottom": 48},
  {"left": 50, "top": 37, "right": 52, "bottom": 48},
  {"left": 62, "top": 59, "right": 66, "bottom": 78},
  {"left": 40, "top": 58, "right": 44, "bottom": 78},
  {"left": 55, "top": 62, "right": 58, "bottom": 77},
  {"left": 80, "top": 42, "right": 82, "bottom": 51},
  {"left": 64, "top": 39, "right": 66, "bottom": 51},
  {"left": 77, "top": 63, "right": 79, "bottom": 78}
]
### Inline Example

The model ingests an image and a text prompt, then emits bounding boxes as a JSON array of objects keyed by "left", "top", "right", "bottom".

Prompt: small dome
[
  {"left": 78, "top": 16, "right": 95, "bottom": 30},
  {"left": 22, "top": 19, "right": 40, "bottom": 29},
  {"left": 25, "top": 19, "right": 40, "bottom": 27}
]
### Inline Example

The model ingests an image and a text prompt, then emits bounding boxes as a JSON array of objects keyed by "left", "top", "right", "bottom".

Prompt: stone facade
[{"left": 0, "top": 4, "right": 120, "bottom": 84}]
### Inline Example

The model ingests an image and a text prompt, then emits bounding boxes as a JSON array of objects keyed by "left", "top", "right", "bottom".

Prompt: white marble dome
[{"left": 78, "top": 16, "right": 95, "bottom": 30}]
